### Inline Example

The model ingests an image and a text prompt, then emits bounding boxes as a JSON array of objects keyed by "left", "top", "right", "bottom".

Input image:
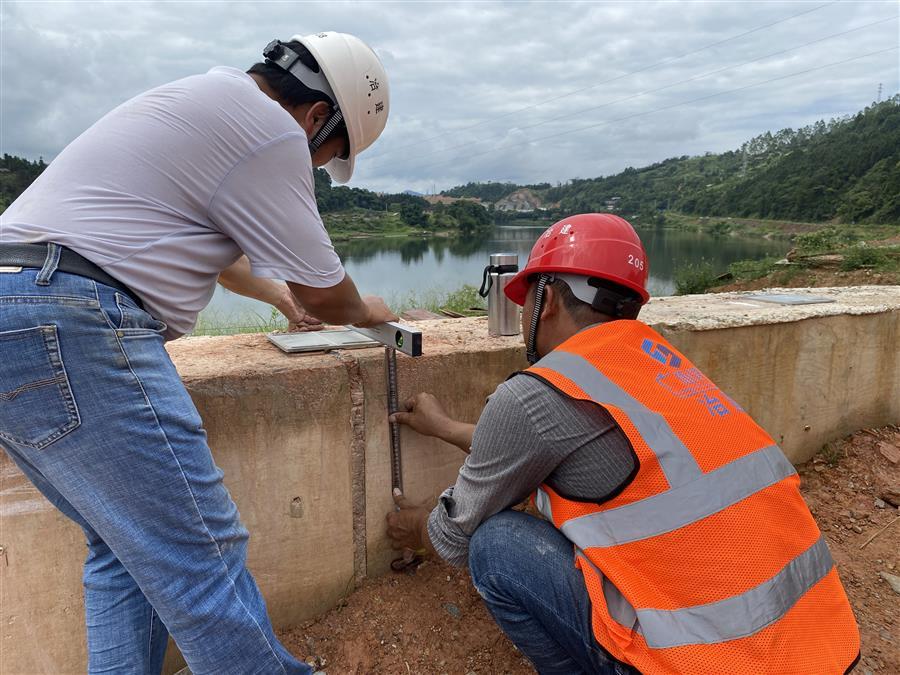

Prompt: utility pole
[{"left": 877, "top": 83, "right": 883, "bottom": 103}]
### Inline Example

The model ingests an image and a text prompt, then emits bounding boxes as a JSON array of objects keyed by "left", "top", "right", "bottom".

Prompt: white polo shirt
[{"left": 0, "top": 67, "right": 344, "bottom": 339}]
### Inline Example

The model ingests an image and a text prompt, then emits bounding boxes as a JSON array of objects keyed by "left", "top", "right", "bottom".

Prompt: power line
[
  {"left": 366, "top": 0, "right": 839, "bottom": 160},
  {"left": 408, "top": 46, "right": 898, "bottom": 177},
  {"left": 371, "top": 15, "right": 897, "bottom": 173}
]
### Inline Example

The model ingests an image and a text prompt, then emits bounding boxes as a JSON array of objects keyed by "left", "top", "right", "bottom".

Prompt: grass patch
[
  {"left": 323, "top": 208, "right": 417, "bottom": 240},
  {"left": 728, "top": 257, "right": 779, "bottom": 281},
  {"left": 387, "top": 284, "right": 486, "bottom": 317},
  {"left": 674, "top": 261, "right": 720, "bottom": 295},
  {"left": 443, "top": 284, "right": 487, "bottom": 315},
  {"left": 769, "top": 265, "right": 805, "bottom": 285},
  {"left": 192, "top": 306, "right": 289, "bottom": 336},
  {"left": 663, "top": 213, "right": 797, "bottom": 238},
  {"left": 820, "top": 441, "right": 844, "bottom": 468}
]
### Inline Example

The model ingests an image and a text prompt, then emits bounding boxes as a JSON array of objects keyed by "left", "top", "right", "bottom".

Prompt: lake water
[{"left": 201, "top": 225, "right": 786, "bottom": 325}]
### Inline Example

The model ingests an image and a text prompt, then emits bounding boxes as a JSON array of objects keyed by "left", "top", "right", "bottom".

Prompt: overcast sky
[{"left": 1, "top": 1, "right": 897, "bottom": 194}]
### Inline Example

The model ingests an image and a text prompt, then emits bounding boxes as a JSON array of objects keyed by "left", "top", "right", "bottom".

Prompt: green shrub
[
  {"left": 706, "top": 220, "right": 732, "bottom": 236},
  {"left": 794, "top": 226, "right": 858, "bottom": 255},
  {"left": 442, "top": 284, "right": 486, "bottom": 313},
  {"left": 840, "top": 245, "right": 890, "bottom": 271},
  {"left": 674, "top": 261, "right": 719, "bottom": 295}
]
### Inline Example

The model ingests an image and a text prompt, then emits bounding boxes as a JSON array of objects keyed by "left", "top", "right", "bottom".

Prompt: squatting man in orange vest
[{"left": 386, "top": 214, "right": 860, "bottom": 674}]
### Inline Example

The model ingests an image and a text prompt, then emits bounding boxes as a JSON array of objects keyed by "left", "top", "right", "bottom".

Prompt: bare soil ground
[{"left": 278, "top": 427, "right": 900, "bottom": 674}]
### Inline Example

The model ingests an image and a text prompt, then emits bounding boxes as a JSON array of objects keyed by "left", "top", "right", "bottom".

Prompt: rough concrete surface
[{"left": 1, "top": 286, "right": 897, "bottom": 674}]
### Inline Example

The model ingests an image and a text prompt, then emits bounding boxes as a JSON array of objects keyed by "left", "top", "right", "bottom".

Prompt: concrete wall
[{"left": 2, "top": 286, "right": 898, "bottom": 673}]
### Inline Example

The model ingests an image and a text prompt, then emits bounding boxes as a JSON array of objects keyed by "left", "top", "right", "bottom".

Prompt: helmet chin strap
[
  {"left": 308, "top": 107, "right": 344, "bottom": 155},
  {"left": 526, "top": 273, "right": 553, "bottom": 365}
]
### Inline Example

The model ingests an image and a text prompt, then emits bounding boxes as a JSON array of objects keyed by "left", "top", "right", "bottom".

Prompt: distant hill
[
  {"left": 444, "top": 96, "right": 900, "bottom": 224},
  {"left": 495, "top": 188, "right": 547, "bottom": 213},
  {"left": 443, "top": 181, "right": 551, "bottom": 203}
]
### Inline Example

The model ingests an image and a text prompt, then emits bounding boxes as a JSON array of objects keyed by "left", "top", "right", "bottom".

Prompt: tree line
[
  {"left": 0, "top": 154, "right": 47, "bottom": 211},
  {"left": 3, "top": 96, "right": 897, "bottom": 228},
  {"left": 313, "top": 168, "right": 491, "bottom": 234}
]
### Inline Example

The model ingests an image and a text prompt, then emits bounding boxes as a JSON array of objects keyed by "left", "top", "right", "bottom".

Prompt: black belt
[{"left": 0, "top": 243, "right": 144, "bottom": 309}]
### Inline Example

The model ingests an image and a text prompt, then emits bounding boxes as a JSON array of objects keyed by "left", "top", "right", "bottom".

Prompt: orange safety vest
[{"left": 525, "top": 320, "right": 860, "bottom": 674}]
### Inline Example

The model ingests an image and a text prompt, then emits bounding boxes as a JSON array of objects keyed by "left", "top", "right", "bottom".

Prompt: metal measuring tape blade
[
  {"left": 349, "top": 322, "right": 423, "bottom": 493},
  {"left": 385, "top": 347, "right": 403, "bottom": 491}
]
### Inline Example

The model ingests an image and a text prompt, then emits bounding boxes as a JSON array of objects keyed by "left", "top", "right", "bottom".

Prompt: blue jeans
[
  {"left": 0, "top": 247, "right": 309, "bottom": 675},
  {"left": 469, "top": 510, "right": 637, "bottom": 675}
]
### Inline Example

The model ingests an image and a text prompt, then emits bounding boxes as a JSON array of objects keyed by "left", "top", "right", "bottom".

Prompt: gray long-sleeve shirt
[{"left": 427, "top": 373, "right": 637, "bottom": 567}]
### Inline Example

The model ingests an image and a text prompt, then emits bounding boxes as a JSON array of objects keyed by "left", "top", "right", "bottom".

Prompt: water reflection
[
  {"left": 206, "top": 226, "right": 786, "bottom": 318},
  {"left": 335, "top": 225, "right": 785, "bottom": 299}
]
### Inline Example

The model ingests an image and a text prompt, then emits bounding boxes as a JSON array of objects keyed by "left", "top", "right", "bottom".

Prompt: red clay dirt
[{"left": 278, "top": 427, "right": 900, "bottom": 674}]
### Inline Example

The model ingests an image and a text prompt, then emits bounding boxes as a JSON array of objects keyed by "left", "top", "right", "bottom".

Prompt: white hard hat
[{"left": 292, "top": 31, "right": 389, "bottom": 183}]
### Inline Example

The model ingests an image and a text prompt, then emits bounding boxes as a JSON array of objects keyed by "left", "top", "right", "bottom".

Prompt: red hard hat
[{"left": 504, "top": 213, "right": 650, "bottom": 306}]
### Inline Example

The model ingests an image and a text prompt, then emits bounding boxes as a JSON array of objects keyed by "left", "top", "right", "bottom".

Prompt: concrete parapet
[{"left": 2, "top": 286, "right": 897, "bottom": 673}]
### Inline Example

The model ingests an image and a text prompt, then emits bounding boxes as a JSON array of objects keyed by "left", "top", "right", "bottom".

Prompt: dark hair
[
  {"left": 549, "top": 277, "right": 642, "bottom": 326},
  {"left": 248, "top": 41, "right": 332, "bottom": 107},
  {"left": 248, "top": 41, "right": 348, "bottom": 149}
]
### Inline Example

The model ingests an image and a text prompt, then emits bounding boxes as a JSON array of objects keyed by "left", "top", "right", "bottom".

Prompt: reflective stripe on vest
[
  {"left": 534, "top": 350, "right": 702, "bottom": 488},
  {"left": 537, "top": 444, "right": 795, "bottom": 547},
  {"left": 576, "top": 534, "right": 834, "bottom": 648}
]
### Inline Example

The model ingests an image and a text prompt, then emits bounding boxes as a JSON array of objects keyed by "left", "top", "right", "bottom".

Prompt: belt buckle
[{"left": 0, "top": 266, "right": 23, "bottom": 273}]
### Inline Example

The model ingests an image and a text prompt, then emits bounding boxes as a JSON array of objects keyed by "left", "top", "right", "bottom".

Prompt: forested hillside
[
  {"left": 442, "top": 181, "right": 551, "bottom": 202},
  {"left": 458, "top": 96, "right": 900, "bottom": 224}
]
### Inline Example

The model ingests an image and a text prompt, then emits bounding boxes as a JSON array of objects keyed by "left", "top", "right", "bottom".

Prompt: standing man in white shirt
[{"left": 0, "top": 32, "right": 393, "bottom": 674}]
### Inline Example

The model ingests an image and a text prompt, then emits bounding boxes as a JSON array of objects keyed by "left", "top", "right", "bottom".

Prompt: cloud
[{"left": 1, "top": 0, "right": 897, "bottom": 192}]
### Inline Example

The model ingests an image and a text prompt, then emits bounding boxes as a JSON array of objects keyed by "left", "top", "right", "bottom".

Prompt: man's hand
[
  {"left": 391, "top": 393, "right": 452, "bottom": 438},
  {"left": 386, "top": 489, "right": 433, "bottom": 553},
  {"left": 275, "top": 285, "right": 324, "bottom": 332},
  {"left": 354, "top": 295, "right": 398, "bottom": 328},
  {"left": 391, "top": 393, "right": 475, "bottom": 453}
]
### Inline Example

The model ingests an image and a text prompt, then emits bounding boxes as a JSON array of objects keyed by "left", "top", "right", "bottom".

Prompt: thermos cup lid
[{"left": 489, "top": 252, "right": 518, "bottom": 267}]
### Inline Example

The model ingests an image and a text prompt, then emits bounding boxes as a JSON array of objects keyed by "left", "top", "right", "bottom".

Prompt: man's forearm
[
  {"left": 287, "top": 276, "right": 370, "bottom": 325},
  {"left": 439, "top": 421, "right": 476, "bottom": 453},
  {"left": 218, "top": 256, "right": 285, "bottom": 306}
]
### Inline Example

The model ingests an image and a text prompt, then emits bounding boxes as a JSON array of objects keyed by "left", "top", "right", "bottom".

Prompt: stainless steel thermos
[{"left": 479, "top": 253, "right": 520, "bottom": 336}]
